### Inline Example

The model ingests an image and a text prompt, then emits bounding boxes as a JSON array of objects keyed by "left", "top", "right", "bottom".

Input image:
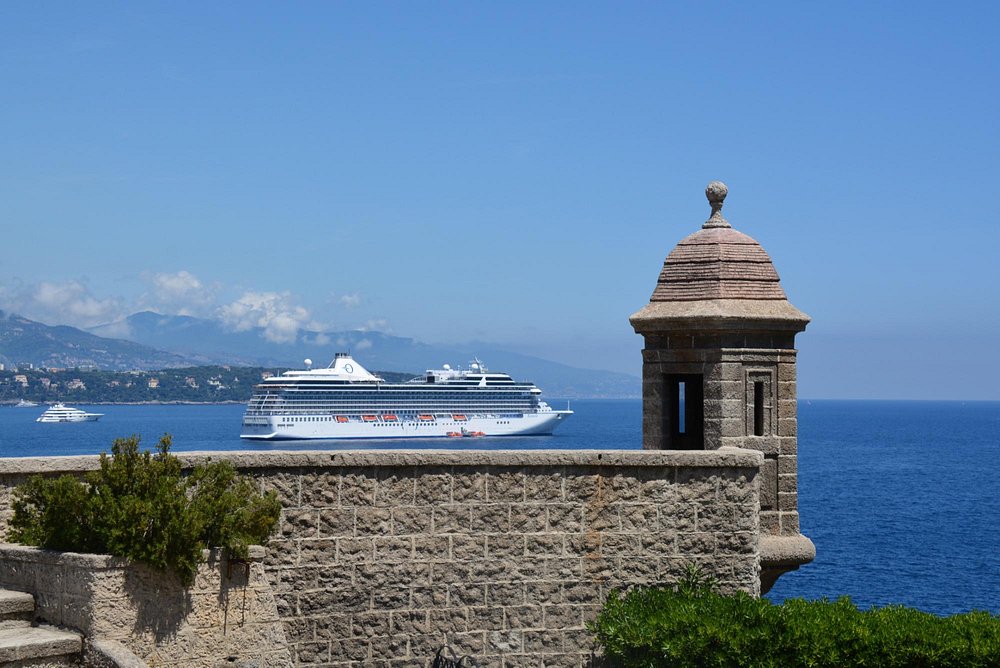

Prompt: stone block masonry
[{"left": 0, "top": 448, "right": 763, "bottom": 667}]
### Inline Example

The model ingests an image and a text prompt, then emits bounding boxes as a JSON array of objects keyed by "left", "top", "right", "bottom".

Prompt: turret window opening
[
  {"left": 665, "top": 374, "right": 704, "bottom": 449},
  {"left": 678, "top": 382, "right": 686, "bottom": 433},
  {"left": 753, "top": 381, "right": 765, "bottom": 436},
  {"left": 746, "top": 370, "right": 774, "bottom": 438}
]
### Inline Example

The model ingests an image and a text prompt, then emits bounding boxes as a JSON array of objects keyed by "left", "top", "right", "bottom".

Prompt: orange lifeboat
[
  {"left": 418, "top": 414, "right": 434, "bottom": 421},
  {"left": 335, "top": 416, "right": 349, "bottom": 423},
  {"left": 452, "top": 414, "right": 467, "bottom": 421},
  {"left": 362, "top": 415, "right": 377, "bottom": 422},
  {"left": 446, "top": 431, "right": 462, "bottom": 437},
  {"left": 382, "top": 414, "right": 398, "bottom": 421}
]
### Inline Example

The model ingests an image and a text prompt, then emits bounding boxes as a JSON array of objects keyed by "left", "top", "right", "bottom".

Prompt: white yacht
[
  {"left": 241, "top": 353, "right": 572, "bottom": 440},
  {"left": 14, "top": 399, "right": 39, "bottom": 408},
  {"left": 36, "top": 403, "right": 103, "bottom": 423}
]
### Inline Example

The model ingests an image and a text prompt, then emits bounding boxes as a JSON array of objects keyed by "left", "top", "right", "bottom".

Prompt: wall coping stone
[
  {"left": 0, "top": 543, "right": 266, "bottom": 568},
  {"left": 0, "top": 447, "right": 763, "bottom": 473}
]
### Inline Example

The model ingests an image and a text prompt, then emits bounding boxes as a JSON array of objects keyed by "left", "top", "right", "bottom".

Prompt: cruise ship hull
[{"left": 241, "top": 410, "right": 571, "bottom": 440}]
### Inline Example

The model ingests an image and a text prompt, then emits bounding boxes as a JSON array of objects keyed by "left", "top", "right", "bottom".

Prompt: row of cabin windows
[
  {"left": 266, "top": 394, "right": 530, "bottom": 401},
  {"left": 277, "top": 415, "right": 521, "bottom": 422}
]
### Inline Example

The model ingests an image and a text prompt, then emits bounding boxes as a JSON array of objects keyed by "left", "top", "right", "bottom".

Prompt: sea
[{"left": 0, "top": 399, "right": 997, "bottom": 616}]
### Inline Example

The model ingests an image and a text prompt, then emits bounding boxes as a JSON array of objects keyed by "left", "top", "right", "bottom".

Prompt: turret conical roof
[{"left": 630, "top": 181, "right": 809, "bottom": 333}]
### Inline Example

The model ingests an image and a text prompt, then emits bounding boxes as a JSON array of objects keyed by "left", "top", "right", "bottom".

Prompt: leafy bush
[
  {"left": 9, "top": 434, "right": 280, "bottom": 584},
  {"left": 591, "top": 571, "right": 1000, "bottom": 667}
]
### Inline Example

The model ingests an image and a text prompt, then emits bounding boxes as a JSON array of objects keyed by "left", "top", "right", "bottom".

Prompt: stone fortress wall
[{"left": 0, "top": 448, "right": 763, "bottom": 667}]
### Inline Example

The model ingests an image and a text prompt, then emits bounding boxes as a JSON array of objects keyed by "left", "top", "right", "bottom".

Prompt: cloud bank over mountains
[
  {"left": 0, "top": 270, "right": 378, "bottom": 346},
  {"left": 0, "top": 271, "right": 634, "bottom": 382},
  {"left": 0, "top": 279, "right": 123, "bottom": 330}
]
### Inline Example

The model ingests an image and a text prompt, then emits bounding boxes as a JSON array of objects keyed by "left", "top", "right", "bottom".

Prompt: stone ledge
[
  {"left": 86, "top": 638, "right": 150, "bottom": 668},
  {"left": 630, "top": 299, "right": 811, "bottom": 332},
  {"left": 0, "top": 448, "right": 763, "bottom": 474},
  {"left": 759, "top": 534, "right": 815, "bottom": 595},
  {"left": 759, "top": 534, "right": 815, "bottom": 568}
]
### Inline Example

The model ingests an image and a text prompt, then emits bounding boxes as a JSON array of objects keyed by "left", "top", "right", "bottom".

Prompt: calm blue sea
[{"left": 0, "top": 399, "right": 997, "bottom": 616}]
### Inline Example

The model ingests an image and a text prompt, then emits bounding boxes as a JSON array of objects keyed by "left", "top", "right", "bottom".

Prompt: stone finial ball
[{"left": 705, "top": 181, "right": 728, "bottom": 204}]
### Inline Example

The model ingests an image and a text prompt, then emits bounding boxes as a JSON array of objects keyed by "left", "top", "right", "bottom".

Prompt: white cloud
[
  {"left": 141, "top": 270, "right": 216, "bottom": 315},
  {"left": 90, "top": 319, "right": 133, "bottom": 339},
  {"left": 355, "top": 338, "right": 373, "bottom": 351},
  {"left": 338, "top": 293, "right": 362, "bottom": 308},
  {"left": 218, "top": 291, "right": 317, "bottom": 344},
  {"left": 359, "top": 318, "right": 389, "bottom": 332},
  {"left": 0, "top": 280, "right": 124, "bottom": 329},
  {"left": 310, "top": 332, "right": 331, "bottom": 346}
]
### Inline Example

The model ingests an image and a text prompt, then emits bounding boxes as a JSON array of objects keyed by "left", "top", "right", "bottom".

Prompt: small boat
[
  {"left": 36, "top": 403, "right": 103, "bottom": 423},
  {"left": 448, "top": 428, "right": 487, "bottom": 438},
  {"left": 14, "top": 399, "right": 39, "bottom": 408}
]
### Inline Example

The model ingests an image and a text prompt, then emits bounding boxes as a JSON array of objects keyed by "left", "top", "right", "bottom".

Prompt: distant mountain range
[
  {"left": 0, "top": 311, "right": 193, "bottom": 371},
  {"left": 0, "top": 311, "right": 639, "bottom": 397}
]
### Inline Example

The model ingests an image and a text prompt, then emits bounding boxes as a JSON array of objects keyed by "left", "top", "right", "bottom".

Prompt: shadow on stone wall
[{"left": 123, "top": 561, "right": 193, "bottom": 641}]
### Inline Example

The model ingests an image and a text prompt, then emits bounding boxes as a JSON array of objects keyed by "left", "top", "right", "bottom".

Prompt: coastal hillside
[
  {"left": 0, "top": 366, "right": 417, "bottom": 404},
  {"left": 90, "top": 312, "right": 640, "bottom": 398},
  {"left": 0, "top": 311, "right": 197, "bottom": 371}
]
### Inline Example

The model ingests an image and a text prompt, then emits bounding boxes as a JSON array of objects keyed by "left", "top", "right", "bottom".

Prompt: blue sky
[{"left": 1, "top": 2, "right": 998, "bottom": 399}]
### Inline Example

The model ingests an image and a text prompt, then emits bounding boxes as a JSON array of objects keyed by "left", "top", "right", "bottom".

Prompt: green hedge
[
  {"left": 591, "top": 580, "right": 1000, "bottom": 667},
  {"left": 9, "top": 434, "right": 280, "bottom": 584}
]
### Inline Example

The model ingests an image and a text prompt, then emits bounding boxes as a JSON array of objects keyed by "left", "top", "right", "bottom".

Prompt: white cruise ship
[
  {"left": 36, "top": 403, "right": 103, "bottom": 423},
  {"left": 240, "top": 353, "right": 572, "bottom": 440}
]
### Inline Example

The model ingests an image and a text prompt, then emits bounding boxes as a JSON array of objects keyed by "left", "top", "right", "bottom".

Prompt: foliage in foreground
[
  {"left": 591, "top": 569, "right": 1000, "bottom": 668},
  {"left": 9, "top": 434, "right": 281, "bottom": 584}
]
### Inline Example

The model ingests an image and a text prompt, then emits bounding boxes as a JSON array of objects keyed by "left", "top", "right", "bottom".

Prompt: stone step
[
  {"left": 0, "top": 590, "right": 35, "bottom": 629},
  {"left": 0, "top": 625, "right": 83, "bottom": 663}
]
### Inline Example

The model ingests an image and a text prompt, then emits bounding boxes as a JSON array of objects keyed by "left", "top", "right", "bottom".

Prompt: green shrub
[
  {"left": 591, "top": 574, "right": 1000, "bottom": 667},
  {"left": 9, "top": 434, "right": 281, "bottom": 585}
]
